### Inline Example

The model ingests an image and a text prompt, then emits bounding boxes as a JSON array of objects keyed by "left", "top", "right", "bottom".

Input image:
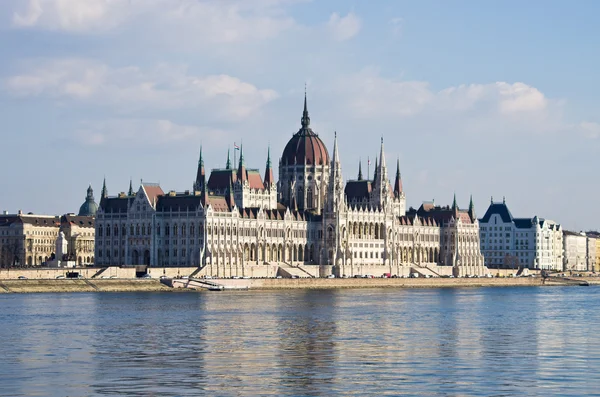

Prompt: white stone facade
[
  {"left": 95, "top": 98, "right": 487, "bottom": 278},
  {"left": 563, "top": 231, "right": 588, "bottom": 272},
  {"left": 479, "top": 200, "right": 563, "bottom": 270}
]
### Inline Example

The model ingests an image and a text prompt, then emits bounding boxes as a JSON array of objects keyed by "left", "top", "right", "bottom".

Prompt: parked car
[
  {"left": 17, "top": 276, "right": 27, "bottom": 280},
  {"left": 56, "top": 275, "right": 65, "bottom": 279}
]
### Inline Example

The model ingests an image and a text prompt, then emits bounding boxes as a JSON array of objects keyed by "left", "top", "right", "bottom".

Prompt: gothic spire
[
  {"left": 468, "top": 194, "right": 476, "bottom": 222},
  {"left": 300, "top": 90, "right": 311, "bottom": 130},
  {"left": 237, "top": 143, "right": 247, "bottom": 183},
  {"left": 101, "top": 177, "right": 108, "bottom": 199},
  {"left": 226, "top": 148, "right": 231, "bottom": 170},
  {"left": 378, "top": 137, "right": 387, "bottom": 175},
  {"left": 264, "top": 146, "right": 274, "bottom": 186},
  {"left": 128, "top": 179, "right": 134, "bottom": 196},
  {"left": 358, "top": 159, "right": 363, "bottom": 181},
  {"left": 393, "top": 158, "right": 402, "bottom": 198},
  {"left": 332, "top": 131, "right": 340, "bottom": 164},
  {"left": 373, "top": 156, "right": 378, "bottom": 181},
  {"left": 195, "top": 145, "right": 205, "bottom": 192},
  {"left": 452, "top": 192, "right": 457, "bottom": 209}
]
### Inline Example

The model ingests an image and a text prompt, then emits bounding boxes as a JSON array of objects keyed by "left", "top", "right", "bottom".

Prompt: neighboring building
[
  {"left": 563, "top": 231, "right": 588, "bottom": 272},
  {"left": 95, "top": 95, "right": 487, "bottom": 277},
  {"left": 479, "top": 199, "right": 563, "bottom": 270},
  {"left": 0, "top": 186, "right": 96, "bottom": 268},
  {"left": 0, "top": 212, "right": 60, "bottom": 267},
  {"left": 586, "top": 232, "right": 600, "bottom": 272},
  {"left": 60, "top": 214, "right": 95, "bottom": 266}
]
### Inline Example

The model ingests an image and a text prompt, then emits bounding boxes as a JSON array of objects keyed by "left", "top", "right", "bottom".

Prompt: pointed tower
[
  {"left": 372, "top": 137, "right": 390, "bottom": 208},
  {"left": 264, "top": 146, "right": 274, "bottom": 186},
  {"left": 358, "top": 159, "right": 363, "bottom": 181},
  {"left": 452, "top": 192, "right": 460, "bottom": 219},
  {"left": 373, "top": 156, "right": 378, "bottom": 181},
  {"left": 301, "top": 90, "right": 310, "bottom": 130},
  {"left": 393, "top": 158, "right": 402, "bottom": 198},
  {"left": 194, "top": 145, "right": 205, "bottom": 192},
  {"left": 101, "top": 177, "right": 108, "bottom": 199},
  {"left": 226, "top": 149, "right": 231, "bottom": 170},
  {"left": 236, "top": 144, "right": 247, "bottom": 184},
  {"left": 327, "top": 132, "right": 344, "bottom": 212},
  {"left": 468, "top": 194, "right": 476, "bottom": 222},
  {"left": 128, "top": 179, "right": 134, "bottom": 196}
]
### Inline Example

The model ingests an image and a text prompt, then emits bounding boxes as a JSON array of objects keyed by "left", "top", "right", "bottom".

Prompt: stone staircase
[
  {"left": 410, "top": 264, "right": 441, "bottom": 278},
  {"left": 277, "top": 262, "right": 312, "bottom": 278}
]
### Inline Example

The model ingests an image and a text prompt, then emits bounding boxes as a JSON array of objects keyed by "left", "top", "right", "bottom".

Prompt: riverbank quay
[
  {"left": 166, "top": 275, "right": 600, "bottom": 291},
  {"left": 1, "top": 273, "right": 597, "bottom": 293},
  {"left": 0, "top": 279, "right": 173, "bottom": 293}
]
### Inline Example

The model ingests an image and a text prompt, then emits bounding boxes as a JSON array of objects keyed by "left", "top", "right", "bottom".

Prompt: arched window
[
  {"left": 98, "top": 226, "right": 103, "bottom": 237},
  {"left": 114, "top": 226, "right": 118, "bottom": 236}
]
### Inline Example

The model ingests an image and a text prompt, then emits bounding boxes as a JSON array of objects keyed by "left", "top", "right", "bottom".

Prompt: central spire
[{"left": 301, "top": 90, "right": 310, "bottom": 130}]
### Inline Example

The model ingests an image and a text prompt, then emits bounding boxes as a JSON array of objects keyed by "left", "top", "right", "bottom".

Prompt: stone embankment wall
[
  {"left": 0, "top": 279, "right": 172, "bottom": 293},
  {"left": 214, "top": 277, "right": 545, "bottom": 290}
]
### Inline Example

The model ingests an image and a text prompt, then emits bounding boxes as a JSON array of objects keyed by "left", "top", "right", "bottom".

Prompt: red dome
[
  {"left": 281, "top": 95, "right": 330, "bottom": 166},
  {"left": 282, "top": 131, "right": 329, "bottom": 166}
]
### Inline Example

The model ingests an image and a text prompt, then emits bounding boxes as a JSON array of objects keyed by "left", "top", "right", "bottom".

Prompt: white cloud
[
  {"left": 11, "top": 0, "right": 299, "bottom": 43},
  {"left": 73, "top": 118, "right": 222, "bottom": 146},
  {"left": 5, "top": 59, "right": 279, "bottom": 119},
  {"left": 331, "top": 69, "right": 555, "bottom": 133},
  {"left": 327, "top": 12, "right": 361, "bottom": 41}
]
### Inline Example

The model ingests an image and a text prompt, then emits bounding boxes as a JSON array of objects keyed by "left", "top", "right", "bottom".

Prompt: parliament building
[{"left": 95, "top": 96, "right": 486, "bottom": 277}]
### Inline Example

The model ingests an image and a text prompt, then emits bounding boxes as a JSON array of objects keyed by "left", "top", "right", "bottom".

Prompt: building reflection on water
[
  {"left": 2, "top": 287, "right": 600, "bottom": 396},
  {"left": 275, "top": 290, "right": 337, "bottom": 395}
]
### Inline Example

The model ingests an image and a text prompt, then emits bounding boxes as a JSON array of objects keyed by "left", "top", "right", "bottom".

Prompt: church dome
[
  {"left": 281, "top": 95, "right": 330, "bottom": 167},
  {"left": 78, "top": 185, "right": 98, "bottom": 216}
]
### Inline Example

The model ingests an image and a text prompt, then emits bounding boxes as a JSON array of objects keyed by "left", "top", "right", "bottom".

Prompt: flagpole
[
  {"left": 367, "top": 156, "right": 370, "bottom": 180},
  {"left": 234, "top": 142, "right": 237, "bottom": 171}
]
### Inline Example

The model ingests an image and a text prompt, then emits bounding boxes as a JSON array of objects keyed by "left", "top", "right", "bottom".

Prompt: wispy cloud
[
  {"left": 5, "top": 59, "right": 279, "bottom": 119},
  {"left": 73, "top": 118, "right": 223, "bottom": 147},
  {"left": 11, "top": 0, "right": 300, "bottom": 44},
  {"left": 327, "top": 12, "right": 361, "bottom": 41}
]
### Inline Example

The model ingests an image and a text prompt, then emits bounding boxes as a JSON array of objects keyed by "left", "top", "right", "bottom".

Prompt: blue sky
[{"left": 0, "top": 0, "right": 598, "bottom": 230}]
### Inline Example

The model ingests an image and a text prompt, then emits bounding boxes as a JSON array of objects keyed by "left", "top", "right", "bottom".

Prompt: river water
[{"left": 1, "top": 286, "right": 599, "bottom": 396}]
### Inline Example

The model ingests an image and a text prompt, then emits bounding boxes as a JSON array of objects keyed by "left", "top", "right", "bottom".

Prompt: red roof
[
  {"left": 247, "top": 170, "right": 265, "bottom": 190},
  {"left": 142, "top": 184, "right": 164, "bottom": 205}
]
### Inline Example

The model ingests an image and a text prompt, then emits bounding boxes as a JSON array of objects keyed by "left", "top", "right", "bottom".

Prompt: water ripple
[{"left": 1, "top": 287, "right": 599, "bottom": 396}]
